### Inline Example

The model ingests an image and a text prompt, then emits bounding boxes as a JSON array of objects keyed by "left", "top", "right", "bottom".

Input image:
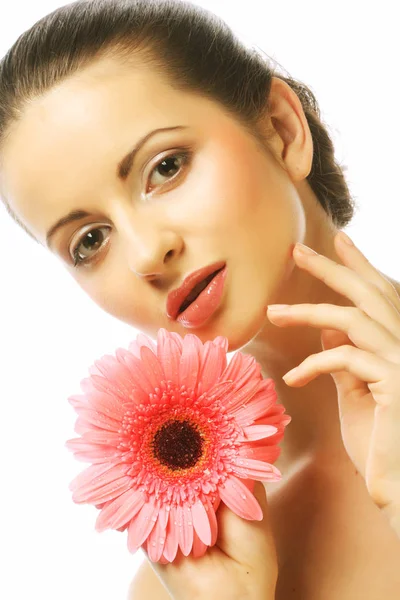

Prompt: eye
[
  {"left": 146, "top": 149, "right": 192, "bottom": 194},
  {"left": 71, "top": 225, "right": 111, "bottom": 268},
  {"left": 71, "top": 148, "right": 193, "bottom": 268}
]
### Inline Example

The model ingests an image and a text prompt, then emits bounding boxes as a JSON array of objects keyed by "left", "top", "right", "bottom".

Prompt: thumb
[{"left": 216, "top": 480, "right": 278, "bottom": 570}]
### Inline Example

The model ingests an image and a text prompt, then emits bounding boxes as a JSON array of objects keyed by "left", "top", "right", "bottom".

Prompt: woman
[{"left": 0, "top": 1, "right": 399, "bottom": 598}]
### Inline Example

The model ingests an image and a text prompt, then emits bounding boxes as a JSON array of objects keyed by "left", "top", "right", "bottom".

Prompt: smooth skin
[
  {"left": 269, "top": 234, "right": 400, "bottom": 535},
  {"left": 1, "top": 55, "right": 399, "bottom": 598}
]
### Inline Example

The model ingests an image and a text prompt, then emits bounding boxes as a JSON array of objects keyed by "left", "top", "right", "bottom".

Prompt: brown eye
[
  {"left": 147, "top": 150, "right": 192, "bottom": 193},
  {"left": 70, "top": 148, "right": 193, "bottom": 269},
  {"left": 71, "top": 225, "right": 111, "bottom": 268}
]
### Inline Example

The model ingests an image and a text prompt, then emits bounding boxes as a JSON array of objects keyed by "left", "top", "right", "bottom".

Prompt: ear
[{"left": 266, "top": 76, "right": 314, "bottom": 182}]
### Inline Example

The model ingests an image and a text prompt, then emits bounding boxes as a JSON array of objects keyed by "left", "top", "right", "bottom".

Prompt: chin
[{"left": 188, "top": 302, "right": 268, "bottom": 354}]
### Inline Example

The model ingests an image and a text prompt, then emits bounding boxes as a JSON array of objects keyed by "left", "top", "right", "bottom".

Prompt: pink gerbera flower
[{"left": 66, "top": 329, "right": 291, "bottom": 563}]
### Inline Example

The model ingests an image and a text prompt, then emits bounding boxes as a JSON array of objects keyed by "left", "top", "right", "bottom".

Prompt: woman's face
[{"left": 0, "top": 56, "right": 316, "bottom": 351}]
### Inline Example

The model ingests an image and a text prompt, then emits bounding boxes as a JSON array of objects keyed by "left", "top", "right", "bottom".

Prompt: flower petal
[
  {"left": 177, "top": 503, "right": 194, "bottom": 556},
  {"left": 192, "top": 529, "right": 209, "bottom": 558},
  {"left": 221, "top": 378, "right": 261, "bottom": 412},
  {"left": 218, "top": 476, "right": 263, "bottom": 520},
  {"left": 237, "top": 444, "right": 281, "bottom": 464},
  {"left": 157, "top": 504, "right": 170, "bottom": 531},
  {"left": 158, "top": 554, "right": 170, "bottom": 565},
  {"left": 237, "top": 424, "right": 278, "bottom": 442},
  {"left": 197, "top": 341, "right": 227, "bottom": 394},
  {"left": 212, "top": 335, "right": 229, "bottom": 353},
  {"left": 157, "top": 337, "right": 181, "bottom": 385},
  {"left": 168, "top": 331, "right": 184, "bottom": 352},
  {"left": 127, "top": 498, "right": 159, "bottom": 551},
  {"left": 132, "top": 333, "right": 157, "bottom": 357},
  {"left": 70, "top": 461, "right": 128, "bottom": 493},
  {"left": 157, "top": 328, "right": 183, "bottom": 356},
  {"left": 68, "top": 394, "right": 87, "bottom": 409},
  {"left": 139, "top": 345, "right": 166, "bottom": 388},
  {"left": 85, "top": 390, "right": 126, "bottom": 421},
  {"left": 89, "top": 374, "right": 132, "bottom": 403},
  {"left": 71, "top": 408, "right": 121, "bottom": 432},
  {"left": 190, "top": 498, "right": 212, "bottom": 545},
  {"left": 222, "top": 353, "right": 261, "bottom": 387},
  {"left": 73, "top": 475, "right": 132, "bottom": 504},
  {"left": 92, "top": 355, "right": 136, "bottom": 392},
  {"left": 163, "top": 504, "right": 180, "bottom": 562},
  {"left": 74, "top": 419, "right": 103, "bottom": 435},
  {"left": 120, "top": 353, "right": 155, "bottom": 396},
  {"left": 179, "top": 334, "right": 201, "bottom": 392},
  {"left": 232, "top": 381, "right": 277, "bottom": 426},
  {"left": 95, "top": 488, "right": 146, "bottom": 532},
  {"left": 146, "top": 513, "right": 167, "bottom": 562},
  {"left": 230, "top": 457, "right": 282, "bottom": 482},
  {"left": 81, "top": 430, "right": 122, "bottom": 445},
  {"left": 69, "top": 447, "right": 121, "bottom": 464},
  {"left": 204, "top": 496, "right": 219, "bottom": 546},
  {"left": 69, "top": 461, "right": 123, "bottom": 492}
]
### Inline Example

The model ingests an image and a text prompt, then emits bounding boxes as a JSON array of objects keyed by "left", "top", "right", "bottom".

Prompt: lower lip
[{"left": 176, "top": 266, "right": 228, "bottom": 328}]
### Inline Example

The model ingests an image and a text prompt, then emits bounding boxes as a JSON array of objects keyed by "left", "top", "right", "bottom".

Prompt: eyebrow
[{"left": 46, "top": 125, "right": 188, "bottom": 248}]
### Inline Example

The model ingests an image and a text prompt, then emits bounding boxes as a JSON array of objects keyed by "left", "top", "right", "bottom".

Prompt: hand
[
  {"left": 144, "top": 481, "right": 278, "bottom": 600},
  {"left": 267, "top": 231, "right": 400, "bottom": 537}
]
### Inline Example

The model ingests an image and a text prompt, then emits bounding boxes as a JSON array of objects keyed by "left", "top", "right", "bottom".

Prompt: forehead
[{"left": 0, "top": 56, "right": 228, "bottom": 240}]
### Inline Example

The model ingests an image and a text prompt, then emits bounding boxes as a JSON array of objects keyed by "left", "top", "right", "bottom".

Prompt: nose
[{"left": 119, "top": 216, "right": 183, "bottom": 279}]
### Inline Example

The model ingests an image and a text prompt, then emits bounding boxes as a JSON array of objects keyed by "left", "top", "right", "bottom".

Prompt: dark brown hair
[{"left": 0, "top": 0, "right": 357, "bottom": 242}]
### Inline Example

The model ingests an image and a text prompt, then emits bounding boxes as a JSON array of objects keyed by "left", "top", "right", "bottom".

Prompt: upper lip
[{"left": 166, "top": 260, "right": 226, "bottom": 320}]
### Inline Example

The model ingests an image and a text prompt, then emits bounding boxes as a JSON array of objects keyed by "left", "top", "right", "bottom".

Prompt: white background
[{"left": 0, "top": 1, "right": 399, "bottom": 599}]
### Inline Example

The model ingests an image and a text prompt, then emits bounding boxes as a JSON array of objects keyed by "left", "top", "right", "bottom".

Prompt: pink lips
[
  {"left": 166, "top": 260, "right": 226, "bottom": 322},
  {"left": 176, "top": 266, "right": 228, "bottom": 328}
]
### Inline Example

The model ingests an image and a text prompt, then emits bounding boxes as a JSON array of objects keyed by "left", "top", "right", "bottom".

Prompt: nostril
[{"left": 165, "top": 249, "right": 175, "bottom": 262}]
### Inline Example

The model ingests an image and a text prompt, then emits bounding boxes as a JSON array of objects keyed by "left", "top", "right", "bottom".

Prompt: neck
[
  {"left": 242, "top": 250, "right": 400, "bottom": 474},
  {"left": 243, "top": 322, "right": 349, "bottom": 474}
]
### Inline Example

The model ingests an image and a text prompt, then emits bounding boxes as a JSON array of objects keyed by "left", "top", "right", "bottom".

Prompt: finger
[
  {"left": 333, "top": 232, "right": 400, "bottom": 311},
  {"left": 293, "top": 238, "right": 400, "bottom": 335},
  {"left": 365, "top": 370, "right": 400, "bottom": 506},
  {"left": 320, "top": 328, "right": 371, "bottom": 397},
  {"left": 282, "top": 344, "right": 393, "bottom": 398},
  {"left": 216, "top": 480, "right": 277, "bottom": 570},
  {"left": 267, "top": 303, "right": 400, "bottom": 363}
]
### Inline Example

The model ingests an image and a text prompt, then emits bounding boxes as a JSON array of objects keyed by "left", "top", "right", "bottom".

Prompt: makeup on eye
[{"left": 69, "top": 147, "right": 194, "bottom": 268}]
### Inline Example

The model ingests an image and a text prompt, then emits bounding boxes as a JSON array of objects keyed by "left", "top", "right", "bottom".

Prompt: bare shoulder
[{"left": 128, "top": 559, "right": 173, "bottom": 600}]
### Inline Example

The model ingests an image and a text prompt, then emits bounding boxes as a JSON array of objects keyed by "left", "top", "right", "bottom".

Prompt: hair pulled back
[{"left": 0, "top": 0, "right": 357, "bottom": 240}]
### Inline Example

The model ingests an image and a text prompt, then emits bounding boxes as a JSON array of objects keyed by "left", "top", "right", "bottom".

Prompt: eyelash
[{"left": 71, "top": 148, "right": 193, "bottom": 268}]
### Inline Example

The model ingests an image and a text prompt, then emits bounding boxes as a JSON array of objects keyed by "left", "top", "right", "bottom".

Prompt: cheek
[
  {"left": 181, "top": 143, "right": 269, "bottom": 232},
  {"left": 75, "top": 268, "right": 154, "bottom": 327}
]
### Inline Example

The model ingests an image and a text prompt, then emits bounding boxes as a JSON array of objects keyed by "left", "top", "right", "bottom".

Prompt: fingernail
[
  {"left": 268, "top": 304, "right": 290, "bottom": 311},
  {"left": 282, "top": 367, "right": 299, "bottom": 381},
  {"left": 295, "top": 243, "right": 318, "bottom": 256},
  {"left": 338, "top": 231, "right": 354, "bottom": 246}
]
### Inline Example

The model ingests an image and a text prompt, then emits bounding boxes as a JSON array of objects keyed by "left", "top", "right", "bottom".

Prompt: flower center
[{"left": 152, "top": 419, "right": 204, "bottom": 470}]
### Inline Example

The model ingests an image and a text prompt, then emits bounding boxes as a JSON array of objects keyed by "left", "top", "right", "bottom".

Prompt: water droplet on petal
[{"left": 241, "top": 494, "right": 247, "bottom": 500}]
